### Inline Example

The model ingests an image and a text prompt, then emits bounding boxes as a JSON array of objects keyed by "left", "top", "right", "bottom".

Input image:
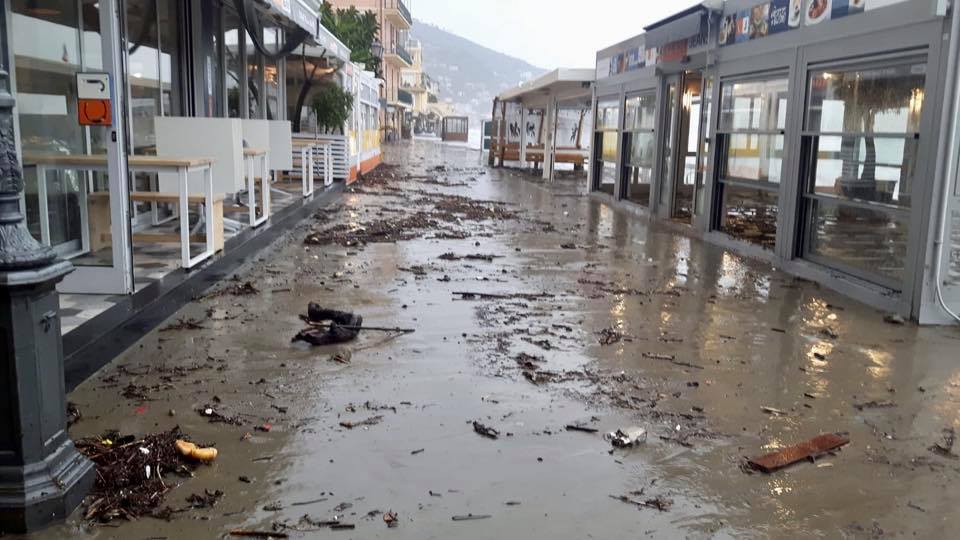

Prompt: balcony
[
  {"left": 384, "top": 0, "right": 412, "bottom": 29},
  {"left": 384, "top": 43, "right": 412, "bottom": 67},
  {"left": 397, "top": 89, "right": 414, "bottom": 107}
]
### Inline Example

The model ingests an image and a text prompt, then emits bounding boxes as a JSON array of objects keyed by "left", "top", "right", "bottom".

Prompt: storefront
[
  {"left": 590, "top": 0, "right": 960, "bottom": 323},
  {"left": 6, "top": 0, "right": 352, "bottom": 301},
  {"left": 490, "top": 68, "right": 594, "bottom": 181}
]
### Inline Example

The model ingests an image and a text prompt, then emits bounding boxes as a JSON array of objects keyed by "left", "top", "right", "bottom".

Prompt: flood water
[{"left": 38, "top": 140, "right": 960, "bottom": 539}]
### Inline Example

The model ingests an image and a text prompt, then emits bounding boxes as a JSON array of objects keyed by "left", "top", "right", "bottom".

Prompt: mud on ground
[{"left": 38, "top": 141, "right": 960, "bottom": 539}]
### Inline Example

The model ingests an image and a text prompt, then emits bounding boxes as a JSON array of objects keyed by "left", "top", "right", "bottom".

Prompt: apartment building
[
  {"left": 402, "top": 39, "right": 453, "bottom": 136},
  {"left": 326, "top": 0, "right": 413, "bottom": 140}
]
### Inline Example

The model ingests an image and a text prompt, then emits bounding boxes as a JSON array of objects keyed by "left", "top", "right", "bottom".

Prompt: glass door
[
  {"left": 671, "top": 71, "right": 704, "bottom": 223},
  {"left": 658, "top": 77, "right": 678, "bottom": 210},
  {"left": 12, "top": 0, "right": 134, "bottom": 294}
]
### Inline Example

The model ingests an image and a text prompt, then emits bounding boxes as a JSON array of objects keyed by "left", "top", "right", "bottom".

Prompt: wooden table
[
  {"left": 23, "top": 153, "right": 219, "bottom": 270},
  {"left": 243, "top": 148, "right": 270, "bottom": 227}
]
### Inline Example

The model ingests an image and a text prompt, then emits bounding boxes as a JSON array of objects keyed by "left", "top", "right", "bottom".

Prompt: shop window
[
  {"left": 799, "top": 60, "right": 926, "bottom": 288},
  {"left": 263, "top": 28, "right": 281, "bottom": 120},
  {"left": 592, "top": 98, "right": 619, "bottom": 195},
  {"left": 125, "top": 0, "right": 182, "bottom": 226},
  {"left": 621, "top": 92, "right": 656, "bottom": 205},
  {"left": 224, "top": 10, "right": 242, "bottom": 118},
  {"left": 11, "top": 0, "right": 105, "bottom": 259},
  {"left": 245, "top": 29, "right": 262, "bottom": 119},
  {"left": 714, "top": 76, "right": 789, "bottom": 248}
]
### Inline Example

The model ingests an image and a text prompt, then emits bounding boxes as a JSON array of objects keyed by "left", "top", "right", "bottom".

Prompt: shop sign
[
  {"left": 721, "top": 0, "right": 908, "bottom": 46},
  {"left": 661, "top": 40, "right": 689, "bottom": 63},
  {"left": 76, "top": 72, "right": 112, "bottom": 126}
]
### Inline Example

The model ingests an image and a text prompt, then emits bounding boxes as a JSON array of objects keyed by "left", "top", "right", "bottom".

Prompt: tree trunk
[{"left": 292, "top": 48, "right": 324, "bottom": 133}]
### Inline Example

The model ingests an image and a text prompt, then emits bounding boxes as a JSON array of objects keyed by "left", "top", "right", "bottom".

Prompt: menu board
[{"left": 720, "top": 0, "right": 907, "bottom": 47}]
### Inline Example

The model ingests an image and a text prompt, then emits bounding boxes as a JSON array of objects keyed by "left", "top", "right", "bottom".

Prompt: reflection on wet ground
[{"left": 39, "top": 140, "right": 960, "bottom": 539}]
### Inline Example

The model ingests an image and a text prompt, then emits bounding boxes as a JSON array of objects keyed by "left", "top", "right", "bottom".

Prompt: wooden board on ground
[{"left": 747, "top": 433, "right": 850, "bottom": 473}]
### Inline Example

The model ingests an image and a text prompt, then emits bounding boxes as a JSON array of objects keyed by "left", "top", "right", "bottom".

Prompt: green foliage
[
  {"left": 312, "top": 82, "right": 354, "bottom": 134},
  {"left": 321, "top": 5, "right": 382, "bottom": 73}
]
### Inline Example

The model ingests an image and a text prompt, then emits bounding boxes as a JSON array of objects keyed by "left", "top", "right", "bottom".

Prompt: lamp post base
[
  {"left": 0, "top": 438, "right": 94, "bottom": 534},
  {"left": 0, "top": 262, "right": 94, "bottom": 533}
]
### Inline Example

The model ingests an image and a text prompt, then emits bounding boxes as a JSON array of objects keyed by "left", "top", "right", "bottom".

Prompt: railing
[
  {"left": 388, "top": 43, "right": 412, "bottom": 66},
  {"left": 398, "top": 89, "right": 414, "bottom": 106},
  {"left": 397, "top": 0, "right": 412, "bottom": 26}
]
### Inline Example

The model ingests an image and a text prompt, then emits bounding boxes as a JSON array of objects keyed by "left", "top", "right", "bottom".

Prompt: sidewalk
[{"left": 39, "top": 140, "right": 960, "bottom": 539}]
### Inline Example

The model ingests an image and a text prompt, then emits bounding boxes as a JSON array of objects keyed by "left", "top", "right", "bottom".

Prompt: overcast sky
[{"left": 409, "top": 0, "right": 703, "bottom": 69}]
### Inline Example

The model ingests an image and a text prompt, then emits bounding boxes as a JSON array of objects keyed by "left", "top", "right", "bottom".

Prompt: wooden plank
[
  {"left": 89, "top": 191, "right": 224, "bottom": 204},
  {"left": 747, "top": 434, "right": 850, "bottom": 473},
  {"left": 23, "top": 153, "right": 213, "bottom": 168}
]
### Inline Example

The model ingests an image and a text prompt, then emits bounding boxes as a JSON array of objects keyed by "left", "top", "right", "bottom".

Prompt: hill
[{"left": 410, "top": 20, "right": 547, "bottom": 125}]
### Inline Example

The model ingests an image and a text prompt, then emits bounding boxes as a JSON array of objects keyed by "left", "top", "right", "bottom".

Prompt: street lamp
[
  {"left": 370, "top": 37, "right": 383, "bottom": 78},
  {"left": 0, "top": 8, "right": 94, "bottom": 534}
]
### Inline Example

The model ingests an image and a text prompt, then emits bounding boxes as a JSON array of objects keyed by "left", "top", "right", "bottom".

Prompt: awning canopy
[
  {"left": 255, "top": 0, "right": 351, "bottom": 64},
  {"left": 643, "top": 4, "right": 709, "bottom": 48},
  {"left": 497, "top": 68, "right": 595, "bottom": 105}
]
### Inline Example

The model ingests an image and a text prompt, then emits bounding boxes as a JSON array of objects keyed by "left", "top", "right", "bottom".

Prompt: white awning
[{"left": 497, "top": 68, "right": 595, "bottom": 104}]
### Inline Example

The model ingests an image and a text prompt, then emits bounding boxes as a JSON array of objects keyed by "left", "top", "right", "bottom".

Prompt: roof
[{"left": 497, "top": 68, "right": 595, "bottom": 102}]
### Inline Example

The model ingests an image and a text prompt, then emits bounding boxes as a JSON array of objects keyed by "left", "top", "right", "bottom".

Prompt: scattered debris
[
  {"left": 294, "top": 304, "right": 364, "bottom": 346},
  {"left": 605, "top": 427, "right": 647, "bottom": 448},
  {"left": 184, "top": 489, "right": 224, "bottom": 509},
  {"left": 339, "top": 415, "right": 383, "bottom": 429},
  {"left": 159, "top": 318, "right": 206, "bottom": 332},
  {"left": 761, "top": 406, "right": 788, "bottom": 416},
  {"left": 229, "top": 530, "right": 289, "bottom": 539},
  {"left": 565, "top": 424, "right": 599, "bottom": 434},
  {"left": 453, "top": 291, "right": 554, "bottom": 301},
  {"left": 383, "top": 510, "right": 398, "bottom": 527},
  {"left": 597, "top": 327, "right": 628, "bottom": 346},
  {"left": 473, "top": 421, "right": 500, "bottom": 440},
  {"left": 853, "top": 400, "right": 897, "bottom": 411},
  {"left": 930, "top": 427, "right": 957, "bottom": 459},
  {"left": 438, "top": 252, "right": 502, "bottom": 262},
  {"left": 883, "top": 314, "right": 906, "bottom": 325},
  {"left": 200, "top": 278, "right": 260, "bottom": 299},
  {"left": 452, "top": 514, "right": 492, "bottom": 521},
  {"left": 67, "top": 401, "right": 82, "bottom": 427},
  {"left": 175, "top": 439, "right": 218, "bottom": 463},
  {"left": 642, "top": 352, "right": 703, "bottom": 370},
  {"left": 747, "top": 433, "right": 850, "bottom": 473},
  {"left": 75, "top": 427, "right": 201, "bottom": 522}
]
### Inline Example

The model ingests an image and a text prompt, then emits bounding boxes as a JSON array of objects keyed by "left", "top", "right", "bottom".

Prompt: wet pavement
[{"left": 35, "top": 140, "right": 960, "bottom": 539}]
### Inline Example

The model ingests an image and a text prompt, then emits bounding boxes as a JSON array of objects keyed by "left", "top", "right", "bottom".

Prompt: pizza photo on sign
[
  {"left": 806, "top": 0, "right": 832, "bottom": 25},
  {"left": 789, "top": 0, "right": 803, "bottom": 27}
]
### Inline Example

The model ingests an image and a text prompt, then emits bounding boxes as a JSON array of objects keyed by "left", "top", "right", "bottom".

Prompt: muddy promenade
[{"left": 35, "top": 141, "right": 960, "bottom": 539}]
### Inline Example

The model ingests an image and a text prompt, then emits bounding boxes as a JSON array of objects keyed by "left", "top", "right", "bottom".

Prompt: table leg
[
  {"left": 247, "top": 155, "right": 256, "bottom": 227},
  {"left": 205, "top": 165, "right": 214, "bottom": 259},
  {"left": 261, "top": 155, "right": 270, "bottom": 223},
  {"left": 178, "top": 166, "right": 190, "bottom": 268}
]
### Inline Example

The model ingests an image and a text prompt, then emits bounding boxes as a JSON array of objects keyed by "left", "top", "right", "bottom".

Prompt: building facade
[
  {"left": 325, "top": 0, "right": 413, "bottom": 140},
  {"left": 588, "top": 0, "right": 960, "bottom": 324},
  {"left": 3, "top": 0, "right": 378, "bottom": 305},
  {"left": 402, "top": 38, "right": 452, "bottom": 136}
]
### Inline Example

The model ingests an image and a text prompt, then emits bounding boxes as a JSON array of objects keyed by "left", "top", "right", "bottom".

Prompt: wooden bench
[{"left": 89, "top": 191, "right": 225, "bottom": 253}]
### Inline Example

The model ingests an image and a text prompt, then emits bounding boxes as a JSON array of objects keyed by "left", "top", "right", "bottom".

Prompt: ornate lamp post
[{"left": 0, "top": 5, "right": 94, "bottom": 534}]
